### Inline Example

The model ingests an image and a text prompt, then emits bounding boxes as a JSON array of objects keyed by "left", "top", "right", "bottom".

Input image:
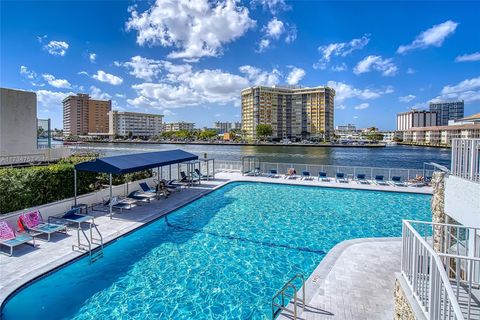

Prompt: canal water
[{"left": 68, "top": 142, "right": 451, "bottom": 169}]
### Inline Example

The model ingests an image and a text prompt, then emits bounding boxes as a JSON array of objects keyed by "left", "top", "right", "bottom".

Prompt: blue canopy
[{"left": 75, "top": 149, "right": 198, "bottom": 174}]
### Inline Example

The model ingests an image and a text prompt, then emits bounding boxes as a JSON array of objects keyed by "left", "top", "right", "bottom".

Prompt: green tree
[{"left": 256, "top": 124, "right": 273, "bottom": 141}]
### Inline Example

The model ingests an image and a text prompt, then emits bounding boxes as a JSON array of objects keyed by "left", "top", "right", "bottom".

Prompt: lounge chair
[
  {"left": 245, "top": 167, "right": 261, "bottom": 176},
  {"left": 50, "top": 208, "right": 94, "bottom": 229},
  {"left": 139, "top": 182, "right": 156, "bottom": 194},
  {"left": 194, "top": 168, "right": 207, "bottom": 180},
  {"left": 127, "top": 191, "right": 153, "bottom": 203},
  {"left": 302, "top": 171, "right": 312, "bottom": 180},
  {"left": 374, "top": 175, "right": 388, "bottom": 185},
  {"left": 0, "top": 221, "right": 35, "bottom": 256},
  {"left": 318, "top": 172, "right": 329, "bottom": 181},
  {"left": 93, "top": 197, "right": 136, "bottom": 213},
  {"left": 390, "top": 176, "right": 407, "bottom": 187},
  {"left": 165, "top": 180, "right": 182, "bottom": 192},
  {"left": 267, "top": 169, "right": 278, "bottom": 178},
  {"left": 336, "top": 172, "right": 348, "bottom": 183},
  {"left": 285, "top": 168, "right": 297, "bottom": 179},
  {"left": 408, "top": 176, "right": 427, "bottom": 187},
  {"left": 356, "top": 173, "right": 368, "bottom": 184},
  {"left": 18, "top": 210, "right": 68, "bottom": 241}
]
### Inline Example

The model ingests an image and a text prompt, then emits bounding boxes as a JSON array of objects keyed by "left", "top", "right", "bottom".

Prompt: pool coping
[{"left": 0, "top": 177, "right": 426, "bottom": 312}]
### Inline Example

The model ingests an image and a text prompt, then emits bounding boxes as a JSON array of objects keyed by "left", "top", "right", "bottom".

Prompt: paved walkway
[{"left": 279, "top": 239, "right": 402, "bottom": 320}]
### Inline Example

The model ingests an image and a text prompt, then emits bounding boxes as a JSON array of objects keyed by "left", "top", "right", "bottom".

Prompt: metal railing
[
  {"left": 401, "top": 220, "right": 480, "bottom": 319},
  {"left": 215, "top": 160, "right": 435, "bottom": 182},
  {"left": 451, "top": 139, "right": 480, "bottom": 183},
  {"left": 271, "top": 274, "right": 305, "bottom": 319}
]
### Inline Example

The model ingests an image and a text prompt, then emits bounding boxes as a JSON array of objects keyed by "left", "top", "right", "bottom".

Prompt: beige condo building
[
  {"left": 241, "top": 85, "right": 335, "bottom": 140},
  {"left": 63, "top": 94, "right": 111, "bottom": 136}
]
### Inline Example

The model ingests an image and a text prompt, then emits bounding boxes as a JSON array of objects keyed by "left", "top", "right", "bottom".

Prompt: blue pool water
[{"left": 2, "top": 182, "right": 432, "bottom": 319}]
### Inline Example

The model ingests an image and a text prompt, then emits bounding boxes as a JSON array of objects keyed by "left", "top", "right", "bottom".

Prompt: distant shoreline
[{"left": 63, "top": 139, "right": 387, "bottom": 148}]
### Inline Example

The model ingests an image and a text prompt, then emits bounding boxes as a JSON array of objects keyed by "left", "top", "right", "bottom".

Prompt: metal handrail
[
  {"left": 271, "top": 274, "right": 305, "bottom": 319},
  {"left": 402, "top": 221, "right": 465, "bottom": 319}
]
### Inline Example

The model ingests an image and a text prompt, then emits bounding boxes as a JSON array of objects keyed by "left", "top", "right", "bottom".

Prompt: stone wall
[
  {"left": 431, "top": 171, "right": 446, "bottom": 252},
  {"left": 393, "top": 278, "right": 416, "bottom": 320}
]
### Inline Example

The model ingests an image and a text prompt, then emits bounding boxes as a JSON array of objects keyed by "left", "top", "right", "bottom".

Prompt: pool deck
[{"left": 0, "top": 172, "right": 431, "bottom": 311}]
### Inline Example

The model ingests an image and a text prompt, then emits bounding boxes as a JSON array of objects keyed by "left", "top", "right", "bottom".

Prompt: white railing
[
  {"left": 451, "top": 139, "right": 480, "bottom": 183},
  {"left": 402, "top": 220, "right": 480, "bottom": 320},
  {"left": 215, "top": 160, "right": 435, "bottom": 182}
]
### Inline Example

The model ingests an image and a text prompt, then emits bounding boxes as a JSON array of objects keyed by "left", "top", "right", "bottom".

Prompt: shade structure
[{"left": 75, "top": 149, "right": 198, "bottom": 174}]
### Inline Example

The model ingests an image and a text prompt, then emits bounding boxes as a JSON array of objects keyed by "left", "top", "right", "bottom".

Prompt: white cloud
[
  {"left": 37, "top": 90, "right": 74, "bottom": 110},
  {"left": 90, "top": 86, "right": 112, "bottom": 100},
  {"left": 257, "top": 39, "right": 271, "bottom": 52},
  {"left": 43, "top": 40, "right": 69, "bottom": 56},
  {"left": 432, "top": 76, "right": 480, "bottom": 104},
  {"left": 455, "top": 52, "right": 480, "bottom": 62},
  {"left": 41, "top": 74, "right": 72, "bottom": 89},
  {"left": 354, "top": 103, "right": 369, "bottom": 110},
  {"left": 335, "top": 104, "right": 346, "bottom": 110},
  {"left": 92, "top": 70, "right": 123, "bottom": 85},
  {"left": 20, "top": 66, "right": 37, "bottom": 79},
  {"left": 397, "top": 20, "right": 458, "bottom": 54},
  {"left": 116, "top": 56, "right": 163, "bottom": 81},
  {"left": 331, "top": 63, "right": 347, "bottom": 72},
  {"left": 264, "top": 18, "right": 284, "bottom": 39},
  {"left": 314, "top": 35, "right": 369, "bottom": 69},
  {"left": 251, "top": 0, "right": 289, "bottom": 14},
  {"left": 163, "top": 109, "right": 176, "bottom": 116},
  {"left": 399, "top": 94, "right": 416, "bottom": 103},
  {"left": 239, "top": 65, "right": 280, "bottom": 86},
  {"left": 126, "top": 0, "right": 255, "bottom": 60},
  {"left": 327, "top": 81, "right": 393, "bottom": 104},
  {"left": 115, "top": 93, "right": 126, "bottom": 98},
  {"left": 407, "top": 68, "right": 416, "bottom": 74},
  {"left": 286, "top": 67, "right": 305, "bottom": 85},
  {"left": 285, "top": 25, "right": 297, "bottom": 43},
  {"left": 353, "top": 55, "right": 398, "bottom": 76},
  {"left": 89, "top": 53, "right": 97, "bottom": 63}
]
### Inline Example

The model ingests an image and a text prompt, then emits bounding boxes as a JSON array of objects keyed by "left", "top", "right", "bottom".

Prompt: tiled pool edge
[{"left": 0, "top": 176, "right": 425, "bottom": 312}]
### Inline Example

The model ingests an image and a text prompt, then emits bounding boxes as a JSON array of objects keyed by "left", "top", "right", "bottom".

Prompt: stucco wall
[
  {"left": 445, "top": 175, "right": 480, "bottom": 227},
  {"left": 0, "top": 88, "right": 37, "bottom": 156}
]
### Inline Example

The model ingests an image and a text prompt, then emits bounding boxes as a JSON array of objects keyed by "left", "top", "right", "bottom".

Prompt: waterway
[{"left": 66, "top": 142, "right": 451, "bottom": 169}]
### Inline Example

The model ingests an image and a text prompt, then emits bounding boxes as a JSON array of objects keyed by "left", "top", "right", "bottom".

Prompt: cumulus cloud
[
  {"left": 251, "top": 0, "right": 289, "bottom": 14},
  {"left": 43, "top": 40, "right": 69, "bottom": 56},
  {"left": 20, "top": 66, "right": 37, "bottom": 79},
  {"left": 353, "top": 55, "right": 398, "bottom": 76},
  {"left": 399, "top": 94, "right": 416, "bottom": 103},
  {"left": 89, "top": 53, "right": 97, "bottom": 63},
  {"left": 455, "top": 52, "right": 480, "bottom": 62},
  {"left": 126, "top": 0, "right": 255, "bottom": 60},
  {"left": 397, "top": 20, "right": 458, "bottom": 54},
  {"left": 264, "top": 18, "right": 284, "bottom": 39},
  {"left": 90, "top": 86, "right": 112, "bottom": 100},
  {"left": 331, "top": 63, "right": 348, "bottom": 72},
  {"left": 239, "top": 65, "right": 280, "bottom": 86},
  {"left": 327, "top": 81, "right": 393, "bottom": 104},
  {"left": 314, "top": 35, "right": 369, "bottom": 69},
  {"left": 116, "top": 56, "right": 163, "bottom": 81},
  {"left": 354, "top": 103, "right": 369, "bottom": 110},
  {"left": 37, "top": 90, "right": 74, "bottom": 110},
  {"left": 257, "top": 18, "right": 296, "bottom": 52},
  {"left": 286, "top": 67, "right": 305, "bottom": 85},
  {"left": 41, "top": 74, "right": 72, "bottom": 89},
  {"left": 92, "top": 70, "right": 123, "bottom": 85},
  {"left": 433, "top": 76, "right": 480, "bottom": 103}
]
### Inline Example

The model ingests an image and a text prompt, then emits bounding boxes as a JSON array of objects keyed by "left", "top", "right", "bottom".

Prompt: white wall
[
  {"left": 444, "top": 175, "right": 480, "bottom": 227},
  {"left": 0, "top": 88, "right": 38, "bottom": 156}
]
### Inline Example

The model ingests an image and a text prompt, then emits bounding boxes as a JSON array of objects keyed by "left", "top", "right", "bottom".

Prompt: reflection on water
[{"left": 75, "top": 142, "right": 451, "bottom": 169}]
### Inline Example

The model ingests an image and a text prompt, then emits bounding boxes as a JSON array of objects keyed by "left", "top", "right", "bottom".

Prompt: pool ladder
[
  {"left": 72, "top": 220, "right": 104, "bottom": 264},
  {"left": 271, "top": 274, "right": 306, "bottom": 319}
]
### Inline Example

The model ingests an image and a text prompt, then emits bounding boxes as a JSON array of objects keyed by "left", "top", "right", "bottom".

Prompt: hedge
[{"left": 0, "top": 156, "right": 152, "bottom": 214}]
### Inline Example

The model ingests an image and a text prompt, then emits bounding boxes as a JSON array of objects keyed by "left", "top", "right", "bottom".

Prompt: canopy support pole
[
  {"left": 169, "top": 165, "right": 172, "bottom": 180},
  {"left": 109, "top": 173, "right": 113, "bottom": 219},
  {"left": 74, "top": 169, "right": 77, "bottom": 206}
]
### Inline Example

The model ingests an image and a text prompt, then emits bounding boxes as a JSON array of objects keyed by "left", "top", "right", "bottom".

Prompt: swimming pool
[{"left": 1, "top": 182, "right": 431, "bottom": 319}]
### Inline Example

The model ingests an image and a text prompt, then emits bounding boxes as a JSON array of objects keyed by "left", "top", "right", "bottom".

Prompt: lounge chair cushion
[
  {"left": 1, "top": 233, "right": 32, "bottom": 246},
  {"left": 0, "top": 222, "right": 15, "bottom": 241},
  {"left": 63, "top": 208, "right": 80, "bottom": 219},
  {"left": 20, "top": 210, "right": 42, "bottom": 229}
]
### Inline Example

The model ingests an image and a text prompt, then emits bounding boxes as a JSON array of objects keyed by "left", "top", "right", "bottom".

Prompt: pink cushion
[
  {"left": 0, "top": 221, "right": 15, "bottom": 240},
  {"left": 21, "top": 210, "right": 43, "bottom": 229}
]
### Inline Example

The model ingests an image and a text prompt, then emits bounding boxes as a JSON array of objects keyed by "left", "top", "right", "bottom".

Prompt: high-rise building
[
  {"left": 62, "top": 93, "right": 111, "bottom": 136},
  {"left": 213, "top": 121, "right": 242, "bottom": 134},
  {"left": 429, "top": 100, "right": 464, "bottom": 126},
  {"left": 335, "top": 124, "right": 357, "bottom": 132},
  {"left": 396, "top": 110, "right": 437, "bottom": 131},
  {"left": 241, "top": 85, "right": 335, "bottom": 140},
  {"left": 109, "top": 111, "right": 163, "bottom": 138},
  {"left": 163, "top": 121, "right": 195, "bottom": 132}
]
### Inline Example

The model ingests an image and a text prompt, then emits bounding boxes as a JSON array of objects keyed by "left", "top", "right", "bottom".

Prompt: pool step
[{"left": 271, "top": 274, "right": 306, "bottom": 319}]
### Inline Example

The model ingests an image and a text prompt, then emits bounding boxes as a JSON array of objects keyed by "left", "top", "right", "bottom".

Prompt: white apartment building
[
  {"left": 396, "top": 110, "right": 437, "bottom": 131},
  {"left": 213, "top": 121, "right": 242, "bottom": 134},
  {"left": 109, "top": 111, "right": 163, "bottom": 138},
  {"left": 163, "top": 122, "right": 195, "bottom": 132}
]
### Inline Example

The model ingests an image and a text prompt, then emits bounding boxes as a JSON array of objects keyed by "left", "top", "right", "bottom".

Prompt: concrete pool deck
[{"left": 0, "top": 172, "right": 432, "bottom": 313}]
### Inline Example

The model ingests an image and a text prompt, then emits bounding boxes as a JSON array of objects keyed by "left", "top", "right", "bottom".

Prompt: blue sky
[{"left": 1, "top": 0, "right": 479, "bottom": 130}]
